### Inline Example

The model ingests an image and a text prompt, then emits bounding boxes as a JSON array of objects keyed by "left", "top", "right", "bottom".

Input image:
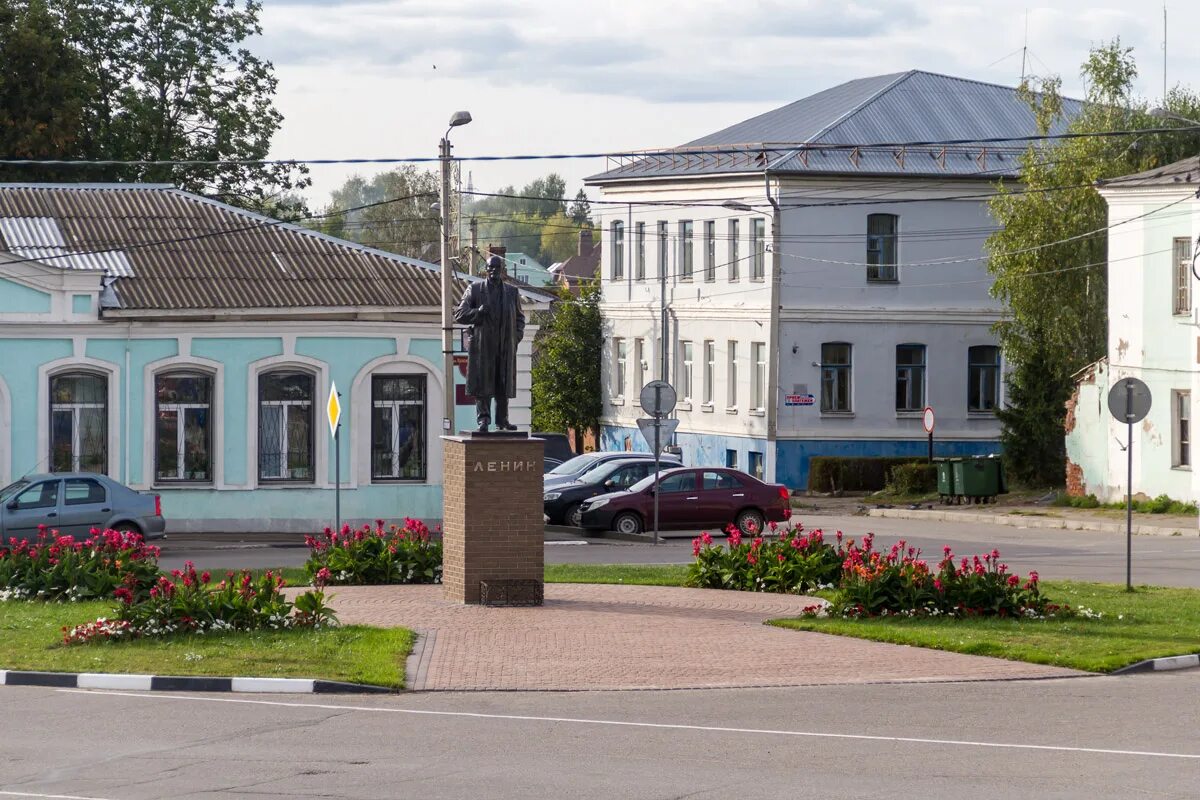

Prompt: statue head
[{"left": 486, "top": 255, "right": 504, "bottom": 281}]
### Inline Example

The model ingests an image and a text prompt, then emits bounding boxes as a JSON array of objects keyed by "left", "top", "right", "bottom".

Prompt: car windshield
[
  {"left": 627, "top": 470, "right": 674, "bottom": 493},
  {"left": 581, "top": 462, "right": 632, "bottom": 485},
  {"left": 0, "top": 480, "right": 29, "bottom": 502},
  {"left": 548, "top": 454, "right": 599, "bottom": 476}
]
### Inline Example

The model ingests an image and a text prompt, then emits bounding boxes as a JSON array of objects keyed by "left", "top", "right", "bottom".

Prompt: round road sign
[
  {"left": 1107, "top": 377, "right": 1152, "bottom": 424},
  {"left": 639, "top": 380, "right": 677, "bottom": 417},
  {"left": 922, "top": 406, "right": 935, "bottom": 433}
]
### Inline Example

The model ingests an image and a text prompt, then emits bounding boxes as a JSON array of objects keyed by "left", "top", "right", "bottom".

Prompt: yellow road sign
[{"left": 327, "top": 381, "right": 342, "bottom": 437}]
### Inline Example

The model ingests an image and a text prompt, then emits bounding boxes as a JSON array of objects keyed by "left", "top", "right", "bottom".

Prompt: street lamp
[
  {"left": 1148, "top": 107, "right": 1200, "bottom": 126},
  {"left": 440, "top": 111, "right": 472, "bottom": 434},
  {"left": 721, "top": 200, "right": 756, "bottom": 213}
]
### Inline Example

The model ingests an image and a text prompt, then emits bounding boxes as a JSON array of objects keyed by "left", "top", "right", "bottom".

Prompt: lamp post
[
  {"left": 440, "top": 110, "right": 472, "bottom": 434},
  {"left": 1148, "top": 108, "right": 1200, "bottom": 126}
]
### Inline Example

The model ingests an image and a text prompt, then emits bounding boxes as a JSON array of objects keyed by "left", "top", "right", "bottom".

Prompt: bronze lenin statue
[{"left": 453, "top": 255, "right": 525, "bottom": 432}]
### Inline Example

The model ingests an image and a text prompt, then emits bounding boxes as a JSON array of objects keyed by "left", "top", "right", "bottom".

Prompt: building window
[
  {"left": 725, "top": 449, "right": 738, "bottom": 469},
  {"left": 679, "top": 340, "right": 694, "bottom": 402},
  {"left": 1174, "top": 237, "right": 1192, "bottom": 315},
  {"left": 657, "top": 220, "right": 668, "bottom": 278},
  {"left": 751, "top": 342, "right": 767, "bottom": 411},
  {"left": 258, "top": 371, "right": 314, "bottom": 482},
  {"left": 727, "top": 340, "right": 738, "bottom": 408},
  {"left": 704, "top": 221, "right": 716, "bottom": 282},
  {"left": 751, "top": 218, "right": 766, "bottom": 280},
  {"left": 634, "top": 338, "right": 647, "bottom": 393},
  {"left": 748, "top": 451, "right": 764, "bottom": 480},
  {"left": 703, "top": 340, "right": 715, "bottom": 405},
  {"left": 679, "top": 220, "right": 694, "bottom": 281},
  {"left": 895, "top": 344, "right": 926, "bottom": 412},
  {"left": 1174, "top": 390, "right": 1191, "bottom": 468},
  {"left": 967, "top": 345, "right": 1001, "bottom": 412},
  {"left": 613, "top": 337, "right": 627, "bottom": 399},
  {"left": 728, "top": 219, "right": 740, "bottom": 281},
  {"left": 371, "top": 374, "right": 426, "bottom": 481},
  {"left": 635, "top": 222, "right": 646, "bottom": 280},
  {"left": 611, "top": 221, "right": 625, "bottom": 280},
  {"left": 867, "top": 213, "right": 898, "bottom": 282},
  {"left": 49, "top": 372, "right": 107, "bottom": 473},
  {"left": 155, "top": 372, "right": 213, "bottom": 482},
  {"left": 821, "top": 343, "right": 852, "bottom": 412}
]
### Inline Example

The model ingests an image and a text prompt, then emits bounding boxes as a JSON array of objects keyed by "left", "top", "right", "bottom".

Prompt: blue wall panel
[
  {"left": 776, "top": 438, "right": 1001, "bottom": 490},
  {"left": 0, "top": 338, "right": 72, "bottom": 475}
]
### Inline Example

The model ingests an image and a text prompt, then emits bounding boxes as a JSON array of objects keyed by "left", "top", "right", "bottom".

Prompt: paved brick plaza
[{"left": 322, "top": 584, "right": 1085, "bottom": 691}]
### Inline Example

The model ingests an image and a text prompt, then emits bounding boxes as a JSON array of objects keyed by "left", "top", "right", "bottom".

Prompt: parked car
[
  {"left": 532, "top": 432, "right": 574, "bottom": 465},
  {"left": 578, "top": 466, "right": 791, "bottom": 536},
  {"left": 0, "top": 473, "right": 165, "bottom": 542},
  {"left": 545, "top": 458, "right": 663, "bottom": 527},
  {"left": 543, "top": 457, "right": 564, "bottom": 474},
  {"left": 545, "top": 451, "right": 682, "bottom": 489}
]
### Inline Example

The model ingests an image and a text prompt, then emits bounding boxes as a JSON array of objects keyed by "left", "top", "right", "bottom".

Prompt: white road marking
[
  {"left": 57, "top": 689, "right": 1200, "bottom": 761},
  {"left": 0, "top": 792, "right": 118, "bottom": 800}
]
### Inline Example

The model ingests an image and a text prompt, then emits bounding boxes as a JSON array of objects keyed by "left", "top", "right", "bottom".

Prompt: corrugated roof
[
  {"left": 589, "top": 70, "right": 1084, "bottom": 182},
  {"left": 0, "top": 184, "right": 473, "bottom": 311},
  {"left": 1097, "top": 156, "right": 1200, "bottom": 189}
]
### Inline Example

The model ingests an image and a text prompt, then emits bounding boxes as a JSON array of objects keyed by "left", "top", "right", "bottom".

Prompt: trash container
[
  {"left": 953, "top": 456, "right": 1002, "bottom": 503},
  {"left": 935, "top": 458, "right": 957, "bottom": 504}
]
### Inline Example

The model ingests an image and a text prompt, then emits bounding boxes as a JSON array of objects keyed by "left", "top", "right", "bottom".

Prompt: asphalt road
[
  {"left": 159, "top": 514, "right": 1200, "bottom": 587},
  {"left": 1, "top": 672, "right": 1197, "bottom": 799}
]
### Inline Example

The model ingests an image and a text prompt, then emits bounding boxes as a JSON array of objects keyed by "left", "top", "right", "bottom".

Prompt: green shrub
[
  {"left": 1053, "top": 492, "right": 1196, "bottom": 514},
  {"left": 686, "top": 524, "right": 843, "bottom": 593},
  {"left": 807, "top": 457, "right": 923, "bottom": 492},
  {"left": 887, "top": 463, "right": 937, "bottom": 495},
  {"left": 304, "top": 518, "right": 442, "bottom": 586}
]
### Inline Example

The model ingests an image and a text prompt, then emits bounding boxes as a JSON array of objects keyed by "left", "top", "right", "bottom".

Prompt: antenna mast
[{"left": 1020, "top": 9, "right": 1029, "bottom": 81}]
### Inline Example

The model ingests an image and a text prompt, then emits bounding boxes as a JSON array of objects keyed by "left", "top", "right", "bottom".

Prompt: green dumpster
[
  {"left": 953, "top": 456, "right": 1003, "bottom": 503},
  {"left": 934, "top": 458, "right": 957, "bottom": 504}
]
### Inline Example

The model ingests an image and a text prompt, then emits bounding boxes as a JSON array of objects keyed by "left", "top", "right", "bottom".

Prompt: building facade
[
  {"left": 1065, "top": 157, "right": 1200, "bottom": 502},
  {"left": 0, "top": 184, "right": 543, "bottom": 532},
  {"left": 588, "top": 71, "right": 1082, "bottom": 488}
]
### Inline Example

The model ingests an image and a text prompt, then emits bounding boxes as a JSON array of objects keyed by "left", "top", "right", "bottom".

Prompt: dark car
[
  {"left": 533, "top": 432, "right": 574, "bottom": 465},
  {"left": 544, "top": 451, "right": 682, "bottom": 489},
  {"left": 0, "top": 473, "right": 166, "bottom": 542},
  {"left": 578, "top": 466, "right": 791, "bottom": 536},
  {"left": 544, "top": 458, "right": 662, "bottom": 527}
]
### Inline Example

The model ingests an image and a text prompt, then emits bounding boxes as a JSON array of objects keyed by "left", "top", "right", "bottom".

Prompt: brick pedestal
[{"left": 442, "top": 434, "right": 545, "bottom": 604}]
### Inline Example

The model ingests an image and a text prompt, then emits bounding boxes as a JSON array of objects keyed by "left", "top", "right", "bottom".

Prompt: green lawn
[
  {"left": 0, "top": 600, "right": 413, "bottom": 689},
  {"left": 771, "top": 581, "right": 1200, "bottom": 673},
  {"left": 544, "top": 563, "right": 691, "bottom": 586}
]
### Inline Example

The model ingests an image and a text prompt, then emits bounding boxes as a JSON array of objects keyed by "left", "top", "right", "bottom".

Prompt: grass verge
[
  {"left": 770, "top": 580, "right": 1200, "bottom": 673},
  {"left": 544, "top": 563, "right": 690, "bottom": 586},
  {"left": 0, "top": 600, "right": 413, "bottom": 689}
]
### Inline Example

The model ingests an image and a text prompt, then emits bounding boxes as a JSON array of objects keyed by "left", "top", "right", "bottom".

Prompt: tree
[
  {"left": 320, "top": 166, "right": 440, "bottom": 261},
  {"left": 996, "top": 337, "right": 1073, "bottom": 487},
  {"left": 465, "top": 173, "right": 582, "bottom": 265},
  {"left": 539, "top": 210, "right": 592, "bottom": 266},
  {"left": 531, "top": 281, "right": 603, "bottom": 452},
  {"left": 568, "top": 188, "right": 592, "bottom": 224},
  {"left": 986, "top": 40, "right": 1200, "bottom": 483}
]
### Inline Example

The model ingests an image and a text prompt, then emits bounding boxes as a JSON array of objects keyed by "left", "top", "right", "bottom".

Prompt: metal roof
[
  {"left": 1097, "top": 156, "right": 1200, "bottom": 189},
  {"left": 589, "top": 70, "right": 1084, "bottom": 183},
  {"left": 0, "top": 184, "right": 476, "bottom": 312}
]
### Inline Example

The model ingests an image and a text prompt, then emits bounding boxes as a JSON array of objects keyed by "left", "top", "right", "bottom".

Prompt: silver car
[{"left": 0, "top": 473, "right": 166, "bottom": 542}]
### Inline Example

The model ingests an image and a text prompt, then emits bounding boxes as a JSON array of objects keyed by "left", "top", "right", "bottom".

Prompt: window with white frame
[
  {"left": 611, "top": 221, "right": 625, "bottom": 280},
  {"left": 679, "top": 220, "right": 694, "bottom": 281},
  {"left": 727, "top": 340, "right": 738, "bottom": 408},
  {"left": 703, "top": 340, "right": 715, "bottom": 405},
  {"left": 613, "top": 337, "right": 627, "bottom": 399},
  {"left": 49, "top": 372, "right": 107, "bottom": 473},
  {"left": 155, "top": 372, "right": 213, "bottom": 482},
  {"left": 748, "top": 450, "right": 764, "bottom": 480},
  {"left": 1173, "top": 390, "right": 1191, "bottom": 468},
  {"left": 967, "top": 345, "right": 1000, "bottom": 412},
  {"left": 371, "top": 374, "right": 426, "bottom": 481},
  {"left": 634, "top": 338, "right": 647, "bottom": 393},
  {"left": 867, "top": 213, "right": 899, "bottom": 282},
  {"left": 258, "top": 371, "right": 314, "bottom": 482},
  {"left": 657, "top": 221, "right": 668, "bottom": 278},
  {"left": 895, "top": 344, "right": 926, "bottom": 412},
  {"left": 679, "top": 340, "right": 694, "bottom": 402},
  {"left": 704, "top": 221, "right": 716, "bottom": 282},
  {"left": 750, "top": 218, "right": 765, "bottom": 280},
  {"left": 1174, "top": 237, "right": 1192, "bottom": 315},
  {"left": 728, "top": 219, "right": 740, "bottom": 281},
  {"left": 635, "top": 222, "right": 646, "bottom": 280},
  {"left": 751, "top": 342, "right": 766, "bottom": 411},
  {"left": 821, "top": 343, "right": 852, "bottom": 412}
]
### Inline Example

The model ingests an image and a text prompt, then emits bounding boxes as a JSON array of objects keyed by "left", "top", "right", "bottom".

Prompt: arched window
[
  {"left": 155, "top": 371, "right": 214, "bottom": 482},
  {"left": 49, "top": 372, "right": 108, "bottom": 473},
  {"left": 258, "top": 371, "right": 314, "bottom": 482},
  {"left": 371, "top": 374, "right": 426, "bottom": 481}
]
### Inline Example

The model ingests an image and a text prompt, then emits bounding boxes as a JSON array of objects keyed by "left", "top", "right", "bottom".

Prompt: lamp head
[{"left": 448, "top": 110, "right": 473, "bottom": 128}]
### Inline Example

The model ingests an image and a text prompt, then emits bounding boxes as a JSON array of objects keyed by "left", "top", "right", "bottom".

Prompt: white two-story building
[{"left": 587, "top": 70, "right": 1081, "bottom": 488}]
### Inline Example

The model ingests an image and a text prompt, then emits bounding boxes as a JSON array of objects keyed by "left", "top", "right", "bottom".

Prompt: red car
[{"left": 577, "top": 466, "right": 791, "bottom": 536}]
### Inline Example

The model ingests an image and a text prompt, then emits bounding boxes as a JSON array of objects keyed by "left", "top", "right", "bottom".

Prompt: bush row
[
  {"left": 304, "top": 518, "right": 442, "bottom": 587},
  {"left": 0, "top": 528, "right": 161, "bottom": 602},
  {"left": 807, "top": 457, "right": 926, "bottom": 493}
]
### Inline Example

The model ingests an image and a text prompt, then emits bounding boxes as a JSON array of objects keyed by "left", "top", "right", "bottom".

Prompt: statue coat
[{"left": 453, "top": 278, "right": 525, "bottom": 399}]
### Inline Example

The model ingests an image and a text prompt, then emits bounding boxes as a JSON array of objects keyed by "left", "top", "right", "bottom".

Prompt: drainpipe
[
  {"left": 124, "top": 319, "right": 132, "bottom": 485},
  {"left": 765, "top": 170, "right": 782, "bottom": 483}
]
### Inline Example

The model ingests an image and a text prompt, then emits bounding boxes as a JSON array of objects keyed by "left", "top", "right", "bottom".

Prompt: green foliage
[
  {"left": 531, "top": 281, "right": 603, "bottom": 447},
  {"left": 0, "top": 529, "right": 161, "bottom": 602},
  {"left": 1054, "top": 492, "right": 1198, "bottom": 515},
  {"left": 303, "top": 519, "right": 443, "bottom": 586},
  {"left": 466, "top": 174, "right": 591, "bottom": 267},
  {"left": 996, "top": 342, "right": 1072, "bottom": 487},
  {"left": 319, "top": 166, "right": 441, "bottom": 261},
  {"left": 686, "top": 527, "right": 843, "bottom": 594},
  {"left": 807, "top": 457, "right": 924, "bottom": 492},
  {"left": 886, "top": 463, "right": 937, "bottom": 495}
]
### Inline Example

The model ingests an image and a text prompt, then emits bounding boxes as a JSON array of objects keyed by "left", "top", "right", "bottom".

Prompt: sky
[{"left": 256, "top": 0, "right": 1200, "bottom": 209}]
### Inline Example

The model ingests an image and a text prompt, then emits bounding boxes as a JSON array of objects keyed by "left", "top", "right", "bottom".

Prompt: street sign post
[
  {"left": 1107, "top": 377, "right": 1152, "bottom": 591},
  {"left": 923, "top": 406, "right": 936, "bottom": 463},
  {"left": 637, "top": 380, "right": 678, "bottom": 545},
  {"left": 327, "top": 381, "right": 343, "bottom": 535}
]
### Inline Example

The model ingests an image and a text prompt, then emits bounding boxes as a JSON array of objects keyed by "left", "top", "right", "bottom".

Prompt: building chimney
[{"left": 578, "top": 228, "right": 593, "bottom": 257}]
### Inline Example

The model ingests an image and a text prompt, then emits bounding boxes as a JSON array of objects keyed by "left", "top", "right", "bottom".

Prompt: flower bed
[
  {"left": 686, "top": 523, "right": 842, "bottom": 593},
  {"left": 0, "top": 527, "right": 161, "bottom": 602},
  {"left": 304, "top": 518, "right": 442, "bottom": 586},
  {"left": 63, "top": 562, "right": 336, "bottom": 644}
]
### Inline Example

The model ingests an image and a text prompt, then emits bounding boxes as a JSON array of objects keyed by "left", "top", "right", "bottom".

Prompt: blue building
[{"left": 0, "top": 184, "right": 545, "bottom": 532}]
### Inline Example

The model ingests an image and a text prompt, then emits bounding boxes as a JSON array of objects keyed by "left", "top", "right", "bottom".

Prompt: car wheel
[
  {"left": 612, "top": 512, "right": 643, "bottom": 535},
  {"left": 112, "top": 522, "right": 142, "bottom": 536},
  {"left": 735, "top": 509, "right": 765, "bottom": 536},
  {"left": 565, "top": 503, "right": 584, "bottom": 528}
]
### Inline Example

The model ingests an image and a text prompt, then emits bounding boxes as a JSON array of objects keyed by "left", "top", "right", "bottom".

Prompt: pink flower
[
  {"left": 315, "top": 567, "right": 332, "bottom": 588},
  {"left": 701, "top": 532, "right": 713, "bottom": 546}
]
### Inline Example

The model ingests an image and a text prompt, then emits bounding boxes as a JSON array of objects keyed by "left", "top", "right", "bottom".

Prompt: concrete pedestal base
[{"left": 441, "top": 434, "right": 545, "bottom": 604}]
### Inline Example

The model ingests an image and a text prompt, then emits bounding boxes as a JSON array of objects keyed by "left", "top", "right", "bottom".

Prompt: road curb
[
  {"left": 1111, "top": 653, "right": 1200, "bottom": 675},
  {"left": 0, "top": 669, "right": 393, "bottom": 694},
  {"left": 866, "top": 508, "right": 1198, "bottom": 537}
]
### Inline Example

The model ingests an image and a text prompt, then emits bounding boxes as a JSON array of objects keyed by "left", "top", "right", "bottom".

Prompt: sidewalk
[{"left": 866, "top": 506, "right": 1200, "bottom": 536}]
